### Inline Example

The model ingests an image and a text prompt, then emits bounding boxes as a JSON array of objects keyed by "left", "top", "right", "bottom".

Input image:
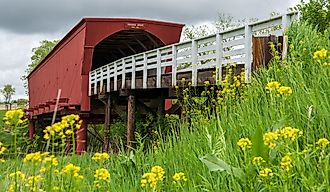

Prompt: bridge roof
[{"left": 28, "top": 17, "right": 184, "bottom": 78}]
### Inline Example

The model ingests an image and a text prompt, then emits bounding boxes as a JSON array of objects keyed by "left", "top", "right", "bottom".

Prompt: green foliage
[
  {"left": 0, "top": 84, "right": 15, "bottom": 109},
  {"left": 297, "top": 0, "right": 330, "bottom": 32},
  {"left": 0, "top": 22, "right": 330, "bottom": 191},
  {"left": 21, "top": 39, "right": 59, "bottom": 93}
]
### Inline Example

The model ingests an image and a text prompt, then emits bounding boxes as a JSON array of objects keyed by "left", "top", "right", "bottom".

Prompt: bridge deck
[{"left": 89, "top": 13, "right": 297, "bottom": 95}]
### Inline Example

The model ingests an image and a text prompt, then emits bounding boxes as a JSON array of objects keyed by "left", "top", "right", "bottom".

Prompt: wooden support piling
[
  {"left": 76, "top": 118, "right": 87, "bottom": 154},
  {"left": 103, "top": 95, "right": 111, "bottom": 152},
  {"left": 28, "top": 120, "right": 36, "bottom": 139},
  {"left": 126, "top": 95, "right": 136, "bottom": 149}
]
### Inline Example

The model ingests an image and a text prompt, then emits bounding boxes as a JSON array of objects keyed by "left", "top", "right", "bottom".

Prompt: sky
[{"left": 0, "top": 0, "right": 299, "bottom": 101}]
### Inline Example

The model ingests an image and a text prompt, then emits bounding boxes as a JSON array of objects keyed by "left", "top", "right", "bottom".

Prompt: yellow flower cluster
[
  {"left": 277, "top": 86, "right": 293, "bottom": 95},
  {"left": 266, "top": 81, "right": 293, "bottom": 96},
  {"left": 217, "top": 68, "right": 247, "bottom": 104},
  {"left": 266, "top": 81, "right": 281, "bottom": 91},
  {"left": 237, "top": 138, "right": 252, "bottom": 150},
  {"left": 61, "top": 163, "right": 84, "bottom": 179},
  {"left": 263, "top": 131, "right": 279, "bottom": 149},
  {"left": 0, "top": 142, "right": 7, "bottom": 155},
  {"left": 94, "top": 168, "right": 110, "bottom": 181},
  {"left": 43, "top": 114, "right": 81, "bottom": 140},
  {"left": 3, "top": 109, "right": 27, "bottom": 126},
  {"left": 313, "top": 48, "right": 327, "bottom": 59},
  {"left": 141, "top": 166, "right": 165, "bottom": 189},
  {"left": 279, "top": 127, "right": 302, "bottom": 141},
  {"left": 23, "top": 152, "right": 42, "bottom": 163},
  {"left": 252, "top": 156, "right": 266, "bottom": 166},
  {"left": 172, "top": 172, "right": 187, "bottom": 184},
  {"left": 316, "top": 138, "right": 329, "bottom": 148},
  {"left": 263, "top": 127, "right": 302, "bottom": 148},
  {"left": 9, "top": 171, "right": 26, "bottom": 180},
  {"left": 259, "top": 168, "right": 273, "bottom": 177},
  {"left": 25, "top": 175, "right": 42, "bottom": 187},
  {"left": 43, "top": 154, "right": 59, "bottom": 167},
  {"left": 280, "top": 155, "right": 293, "bottom": 171},
  {"left": 92, "top": 152, "right": 110, "bottom": 162}
]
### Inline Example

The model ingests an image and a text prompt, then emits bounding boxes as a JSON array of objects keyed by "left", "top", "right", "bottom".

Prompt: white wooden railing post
[
  {"left": 281, "top": 14, "right": 291, "bottom": 61},
  {"left": 143, "top": 53, "right": 148, "bottom": 89},
  {"left": 191, "top": 40, "right": 198, "bottom": 86},
  {"left": 156, "top": 49, "right": 162, "bottom": 88},
  {"left": 215, "top": 33, "right": 223, "bottom": 85},
  {"left": 171, "top": 45, "right": 177, "bottom": 87},
  {"left": 131, "top": 56, "right": 136, "bottom": 89},
  {"left": 88, "top": 71, "right": 92, "bottom": 96},
  {"left": 114, "top": 63, "right": 118, "bottom": 91},
  {"left": 244, "top": 24, "right": 253, "bottom": 83},
  {"left": 106, "top": 65, "right": 110, "bottom": 92},
  {"left": 93, "top": 70, "right": 97, "bottom": 94},
  {"left": 100, "top": 68, "right": 104, "bottom": 93},
  {"left": 121, "top": 59, "right": 126, "bottom": 89}
]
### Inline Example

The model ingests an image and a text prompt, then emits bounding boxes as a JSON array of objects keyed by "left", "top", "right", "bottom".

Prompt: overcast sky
[{"left": 0, "top": 0, "right": 299, "bottom": 101}]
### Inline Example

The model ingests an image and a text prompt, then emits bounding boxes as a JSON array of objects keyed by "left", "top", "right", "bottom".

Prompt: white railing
[{"left": 89, "top": 12, "right": 298, "bottom": 96}]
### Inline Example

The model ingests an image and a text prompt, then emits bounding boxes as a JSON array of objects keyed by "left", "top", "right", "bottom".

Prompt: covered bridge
[{"left": 27, "top": 18, "right": 184, "bottom": 153}]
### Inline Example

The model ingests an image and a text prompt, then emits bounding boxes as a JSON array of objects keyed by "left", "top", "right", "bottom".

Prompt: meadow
[{"left": 0, "top": 21, "right": 329, "bottom": 191}]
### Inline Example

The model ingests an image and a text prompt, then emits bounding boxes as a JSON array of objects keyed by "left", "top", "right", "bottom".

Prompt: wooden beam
[
  {"left": 126, "top": 43, "right": 137, "bottom": 54},
  {"left": 127, "top": 95, "right": 136, "bottom": 149},
  {"left": 76, "top": 118, "right": 88, "bottom": 154},
  {"left": 103, "top": 95, "right": 111, "bottom": 152},
  {"left": 135, "top": 38, "right": 148, "bottom": 51},
  {"left": 145, "top": 33, "right": 160, "bottom": 48}
]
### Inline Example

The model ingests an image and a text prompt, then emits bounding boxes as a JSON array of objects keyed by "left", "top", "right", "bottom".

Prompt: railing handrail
[{"left": 89, "top": 12, "right": 298, "bottom": 96}]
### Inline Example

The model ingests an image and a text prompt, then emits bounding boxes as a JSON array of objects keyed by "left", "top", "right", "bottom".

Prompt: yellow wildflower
[
  {"left": 316, "top": 138, "right": 329, "bottom": 148},
  {"left": 9, "top": 171, "right": 26, "bottom": 180},
  {"left": 263, "top": 131, "right": 279, "bottom": 149},
  {"left": 277, "top": 86, "right": 293, "bottom": 96},
  {"left": 313, "top": 48, "right": 327, "bottom": 59},
  {"left": 280, "top": 154, "right": 293, "bottom": 171},
  {"left": 204, "top": 81, "right": 210, "bottom": 87},
  {"left": 0, "top": 142, "right": 7, "bottom": 155},
  {"left": 61, "top": 163, "right": 84, "bottom": 179},
  {"left": 25, "top": 175, "right": 42, "bottom": 187},
  {"left": 172, "top": 172, "right": 187, "bottom": 184},
  {"left": 279, "top": 127, "right": 302, "bottom": 140},
  {"left": 266, "top": 81, "right": 281, "bottom": 91},
  {"left": 151, "top": 165, "right": 165, "bottom": 181},
  {"left": 259, "top": 168, "right": 273, "bottom": 177},
  {"left": 141, "top": 172, "right": 158, "bottom": 189},
  {"left": 94, "top": 168, "right": 110, "bottom": 182},
  {"left": 92, "top": 152, "right": 110, "bottom": 161},
  {"left": 3, "top": 109, "right": 26, "bottom": 126},
  {"left": 43, "top": 155, "right": 58, "bottom": 166},
  {"left": 237, "top": 138, "right": 252, "bottom": 150},
  {"left": 252, "top": 156, "right": 266, "bottom": 166},
  {"left": 23, "top": 152, "right": 42, "bottom": 163}
]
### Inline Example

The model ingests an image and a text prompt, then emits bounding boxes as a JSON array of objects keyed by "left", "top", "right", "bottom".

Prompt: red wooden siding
[{"left": 28, "top": 18, "right": 184, "bottom": 117}]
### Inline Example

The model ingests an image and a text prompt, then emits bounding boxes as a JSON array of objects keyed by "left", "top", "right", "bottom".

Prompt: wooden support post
[
  {"left": 157, "top": 92, "right": 165, "bottom": 116},
  {"left": 28, "top": 120, "right": 35, "bottom": 139},
  {"left": 76, "top": 118, "right": 87, "bottom": 154},
  {"left": 104, "top": 95, "right": 111, "bottom": 152},
  {"left": 127, "top": 95, "right": 136, "bottom": 149}
]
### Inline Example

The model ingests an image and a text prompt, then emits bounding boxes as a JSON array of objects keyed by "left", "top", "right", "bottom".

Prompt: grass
[{"left": 0, "top": 22, "right": 329, "bottom": 191}]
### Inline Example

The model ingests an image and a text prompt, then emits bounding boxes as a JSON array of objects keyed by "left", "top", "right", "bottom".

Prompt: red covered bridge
[
  {"left": 28, "top": 13, "right": 297, "bottom": 153},
  {"left": 27, "top": 18, "right": 184, "bottom": 153}
]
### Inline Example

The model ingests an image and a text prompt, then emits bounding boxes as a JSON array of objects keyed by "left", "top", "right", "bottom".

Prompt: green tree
[
  {"left": 297, "top": 0, "right": 330, "bottom": 32},
  {"left": 1, "top": 84, "right": 15, "bottom": 110},
  {"left": 21, "top": 39, "right": 59, "bottom": 93}
]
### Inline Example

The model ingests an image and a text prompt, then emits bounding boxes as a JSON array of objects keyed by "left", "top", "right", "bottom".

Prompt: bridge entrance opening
[{"left": 92, "top": 29, "right": 165, "bottom": 70}]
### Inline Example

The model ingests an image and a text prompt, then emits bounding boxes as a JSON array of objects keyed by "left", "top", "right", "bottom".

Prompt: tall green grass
[{"left": 0, "top": 22, "right": 329, "bottom": 191}]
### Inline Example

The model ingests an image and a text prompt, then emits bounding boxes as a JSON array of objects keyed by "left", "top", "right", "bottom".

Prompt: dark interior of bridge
[{"left": 92, "top": 29, "right": 165, "bottom": 70}]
